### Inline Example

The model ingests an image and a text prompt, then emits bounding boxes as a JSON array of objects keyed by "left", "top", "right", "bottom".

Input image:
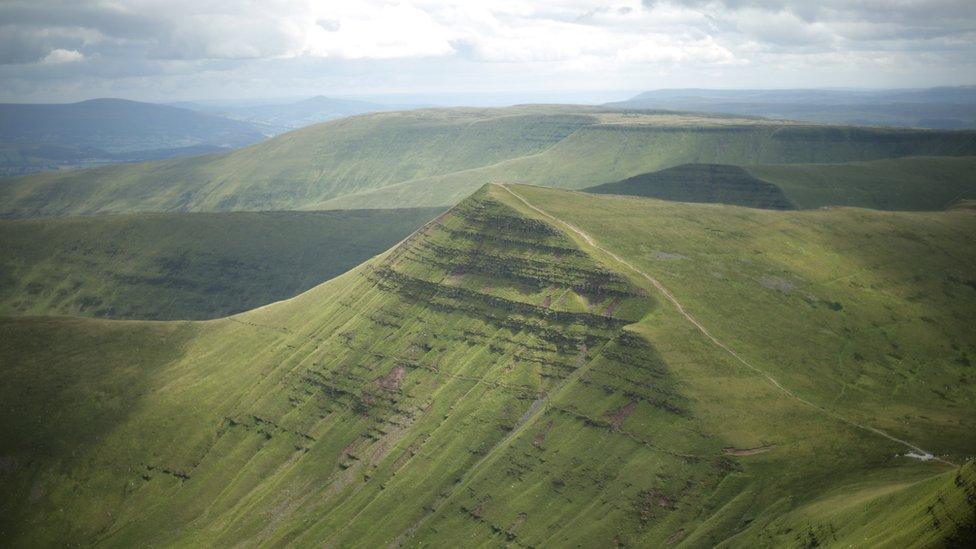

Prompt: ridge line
[{"left": 497, "top": 183, "right": 955, "bottom": 467}]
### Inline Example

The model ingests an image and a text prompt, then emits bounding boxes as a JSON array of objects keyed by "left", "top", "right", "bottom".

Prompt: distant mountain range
[
  {"left": 0, "top": 96, "right": 414, "bottom": 176},
  {"left": 4, "top": 87, "right": 976, "bottom": 178},
  {"left": 4, "top": 105, "right": 976, "bottom": 218},
  {"left": 0, "top": 98, "right": 269, "bottom": 176},
  {"left": 176, "top": 95, "right": 410, "bottom": 132},
  {"left": 608, "top": 86, "right": 976, "bottom": 129}
]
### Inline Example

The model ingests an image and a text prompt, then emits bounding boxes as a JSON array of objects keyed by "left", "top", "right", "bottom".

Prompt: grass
[
  {"left": 313, "top": 120, "right": 976, "bottom": 210},
  {"left": 584, "top": 163, "right": 796, "bottom": 209},
  {"left": 747, "top": 155, "right": 976, "bottom": 210},
  {"left": 580, "top": 156, "right": 976, "bottom": 212},
  {"left": 0, "top": 208, "right": 440, "bottom": 319},
  {"left": 1, "top": 184, "right": 973, "bottom": 546},
  {"left": 4, "top": 106, "right": 976, "bottom": 216},
  {"left": 0, "top": 106, "right": 594, "bottom": 217}
]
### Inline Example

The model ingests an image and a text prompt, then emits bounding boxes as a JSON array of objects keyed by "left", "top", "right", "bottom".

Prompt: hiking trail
[{"left": 499, "top": 183, "right": 954, "bottom": 467}]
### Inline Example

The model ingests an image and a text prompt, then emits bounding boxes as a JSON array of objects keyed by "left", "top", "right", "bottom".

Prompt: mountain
[
  {"left": 1, "top": 184, "right": 974, "bottom": 546},
  {"left": 204, "top": 95, "right": 396, "bottom": 131},
  {"left": 618, "top": 87, "right": 976, "bottom": 105},
  {"left": 608, "top": 87, "right": 976, "bottom": 129},
  {"left": 585, "top": 156, "right": 976, "bottom": 211},
  {"left": 0, "top": 99, "right": 268, "bottom": 175},
  {"left": 3, "top": 105, "right": 976, "bottom": 218},
  {"left": 0, "top": 208, "right": 440, "bottom": 320}
]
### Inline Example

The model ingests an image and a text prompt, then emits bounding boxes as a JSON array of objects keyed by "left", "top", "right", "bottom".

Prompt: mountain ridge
[
  {"left": 5, "top": 105, "right": 976, "bottom": 218},
  {"left": 2, "top": 184, "right": 973, "bottom": 546}
]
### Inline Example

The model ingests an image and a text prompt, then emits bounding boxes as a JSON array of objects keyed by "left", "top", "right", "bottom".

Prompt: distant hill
[
  {"left": 608, "top": 86, "right": 976, "bottom": 129},
  {"left": 0, "top": 98, "right": 268, "bottom": 175},
  {"left": 585, "top": 156, "right": 976, "bottom": 211},
  {"left": 0, "top": 208, "right": 440, "bottom": 320},
  {"left": 200, "top": 95, "right": 399, "bottom": 131},
  {"left": 4, "top": 105, "right": 976, "bottom": 218}
]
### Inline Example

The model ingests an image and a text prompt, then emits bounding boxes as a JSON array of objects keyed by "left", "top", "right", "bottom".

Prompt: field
[
  {"left": 4, "top": 106, "right": 976, "bottom": 217},
  {"left": 0, "top": 208, "right": 440, "bottom": 319},
  {"left": 2, "top": 184, "right": 973, "bottom": 546}
]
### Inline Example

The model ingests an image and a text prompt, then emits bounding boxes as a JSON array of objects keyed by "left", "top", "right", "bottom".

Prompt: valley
[{"left": 0, "top": 208, "right": 441, "bottom": 319}]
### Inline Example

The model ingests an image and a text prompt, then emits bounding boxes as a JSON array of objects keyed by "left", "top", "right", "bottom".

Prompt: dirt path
[{"left": 499, "top": 184, "right": 955, "bottom": 467}]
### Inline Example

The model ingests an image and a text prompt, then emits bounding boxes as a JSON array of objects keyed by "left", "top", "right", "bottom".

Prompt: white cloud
[
  {"left": 41, "top": 48, "right": 84, "bottom": 64},
  {"left": 301, "top": 3, "right": 455, "bottom": 59},
  {"left": 0, "top": 0, "right": 974, "bottom": 100}
]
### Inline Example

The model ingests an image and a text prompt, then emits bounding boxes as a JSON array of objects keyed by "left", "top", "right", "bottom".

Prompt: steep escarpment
[
  {"left": 2, "top": 184, "right": 972, "bottom": 547},
  {"left": 0, "top": 185, "right": 704, "bottom": 547}
]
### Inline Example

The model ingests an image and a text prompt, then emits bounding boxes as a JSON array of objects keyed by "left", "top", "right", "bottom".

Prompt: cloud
[
  {"left": 0, "top": 0, "right": 973, "bottom": 101},
  {"left": 41, "top": 48, "right": 84, "bottom": 64},
  {"left": 301, "top": 3, "right": 455, "bottom": 59}
]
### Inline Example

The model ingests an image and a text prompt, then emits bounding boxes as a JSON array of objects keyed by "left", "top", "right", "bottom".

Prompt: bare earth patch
[
  {"left": 375, "top": 364, "right": 407, "bottom": 392},
  {"left": 604, "top": 400, "right": 637, "bottom": 431},
  {"left": 651, "top": 250, "right": 688, "bottom": 261},
  {"left": 759, "top": 276, "right": 795, "bottom": 293},
  {"left": 723, "top": 444, "right": 776, "bottom": 456},
  {"left": 532, "top": 419, "right": 555, "bottom": 447}
]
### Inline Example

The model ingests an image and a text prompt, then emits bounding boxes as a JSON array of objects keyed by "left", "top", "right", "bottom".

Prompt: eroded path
[{"left": 499, "top": 183, "right": 954, "bottom": 466}]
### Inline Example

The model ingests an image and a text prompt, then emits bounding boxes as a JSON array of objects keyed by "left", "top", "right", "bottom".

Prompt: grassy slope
[
  {"left": 747, "top": 155, "right": 976, "bottom": 210},
  {"left": 0, "top": 107, "right": 594, "bottom": 217},
  {"left": 316, "top": 120, "right": 976, "bottom": 210},
  {"left": 584, "top": 163, "right": 796, "bottom": 209},
  {"left": 0, "top": 208, "right": 440, "bottom": 319},
  {"left": 579, "top": 156, "right": 976, "bottom": 212},
  {"left": 1, "top": 185, "right": 974, "bottom": 546},
  {"left": 4, "top": 107, "right": 976, "bottom": 217}
]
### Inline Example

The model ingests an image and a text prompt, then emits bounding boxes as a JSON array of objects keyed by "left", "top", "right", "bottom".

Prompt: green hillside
[
  {"left": 0, "top": 208, "right": 439, "bottom": 320},
  {"left": 584, "top": 163, "right": 796, "bottom": 209},
  {"left": 0, "top": 106, "right": 592, "bottom": 217},
  {"left": 311, "top": 117, "right": 976, "bottom": 210},
  {"left": 747, "top": 155, "right": 976, "bottom": 210},
  {"left": 4, "top": 106, "right": 976, "bottom": 217},
  {"left": 2, "top": 184, "right": 973, "bottom": 546},
  {"left": 582, "top": 156, "right": 976, "bottom": 212}
]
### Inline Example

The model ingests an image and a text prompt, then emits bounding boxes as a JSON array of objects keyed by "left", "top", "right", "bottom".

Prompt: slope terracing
[
  {"left": 1, "top": 184, "right": 973, "bottom": 547},
  {"left": 0, "top": 185, "right": 706, "bottom": 546}
]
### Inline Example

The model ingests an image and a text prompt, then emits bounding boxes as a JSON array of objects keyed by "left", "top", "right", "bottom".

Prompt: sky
[{"left": 1, "top": 0, "right": 975, "bottom": 103}]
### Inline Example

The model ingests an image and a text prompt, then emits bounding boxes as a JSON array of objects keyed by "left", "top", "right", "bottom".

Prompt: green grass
[
  {"left": 0, "top": 106, "right": 594, "bottom": 217},
  {"left": 4, "top": 106, "right": 976, "bottom": 217},
  {"left": 0, "top": 208, "right": 440, "bottom": 319},
  {"left": 314, "top": 120, "right": 976, "bottom": 210},
  {"left": 580, "top": 156, "right": 976, "bottom": 212},
  {"left": 584, "top": 163, "right": 796, "bottom": 209},
  {"left": 746, "top": 155, "right": 976, "bottom": 210},
  {"left": 1, "top": 184, "right": 973, "bottom": 546}
]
